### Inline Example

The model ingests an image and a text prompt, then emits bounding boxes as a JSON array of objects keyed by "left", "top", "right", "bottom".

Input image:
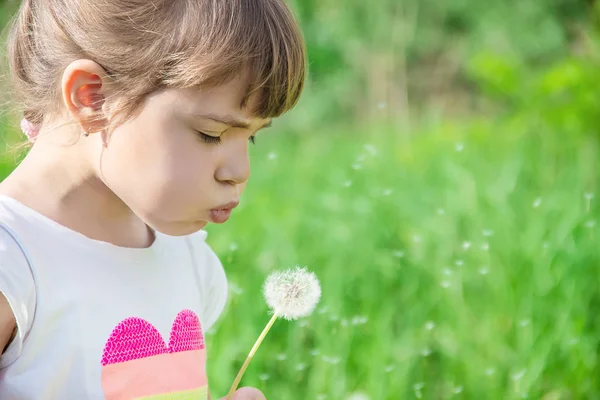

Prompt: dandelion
[
  {"left": 384, "top": 364, "right": 395, "bottom": 373},
  {"left": 437, "top": 208, "right": 446, "bottom": 215},
  {"left": 383, "top": 188, "right": 393, "bottom": 196},
  {"left": 455, "top": 142, "right": 464, "bottom": 152},
  {"left": 425, "top": 321, "right": 435, "bottom": 331},
  {"left": 267, "top": 152, "right": 278, "bottom": 160},
  {"left": 364, "top": 144, "right": 378, "bottom": 155},
  {"left": 482, "top": 229, "right": 494, "bottom": 237},
  {"left": 481, "top": 243, "right": 489, "bottom": 251},
  {"left": 295, "top": 362, "right": 307, "bottom": 371},
  {"left": 392, "top": 250, "right": 405, "bottom": 258},
  {"left": 226, "top": 267, "right": 321, "bottom": 399},
  {"left": 462, "top": 241, "right": 471, "bottom": 250},
  {"left": 344, "top": 180, "right": 353, "bottom": 188},
  {"left": 258, "top": 373, "right": 270, "bottom": 381},
  {"left": 532, "top": 197, "right": 542, "bottom": 208},
  {"left": 453, "top": 386, "right": 463, "bottom": 394},
  {"left": 511, "top": 369, "right": 526, "bottom": 381},
  {"left": 228, "top": 283, "right": 244, "bottom": 295},
  {"left": 322, "top": 355, "right": 341, "bottom": 364},
  {"left": 519, "top": 319, "right": 530, "bottom": 327},
  {"left": 346, "top": 392, "right": 371, "bottom": 400}
]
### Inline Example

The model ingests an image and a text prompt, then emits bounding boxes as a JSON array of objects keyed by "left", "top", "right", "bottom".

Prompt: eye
[{"left": 197, "top": 131, "right": 221, "bottom": 145}]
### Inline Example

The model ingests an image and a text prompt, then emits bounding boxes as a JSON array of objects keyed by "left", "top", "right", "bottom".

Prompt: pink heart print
[{"left": 101, "top": 309, "right": 209, "bottom": 399}]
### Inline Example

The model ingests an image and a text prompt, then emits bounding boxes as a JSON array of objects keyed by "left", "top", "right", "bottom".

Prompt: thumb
[{"left": 219, "top": 387, "right": 266, "bottom": 400}]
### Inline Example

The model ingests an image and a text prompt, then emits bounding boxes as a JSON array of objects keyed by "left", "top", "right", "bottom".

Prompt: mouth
[{"left": 209, "top": 200, "right": 239, "bottom": 223}]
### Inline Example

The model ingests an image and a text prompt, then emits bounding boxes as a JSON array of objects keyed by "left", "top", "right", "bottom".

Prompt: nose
[{"left": 214, "top": 138, "right": 251, "bottom": 185}]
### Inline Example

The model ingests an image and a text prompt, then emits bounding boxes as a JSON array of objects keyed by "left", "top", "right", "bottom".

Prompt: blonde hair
[{"left": 7, "top": 0, "right": 306, "bottom": 129}]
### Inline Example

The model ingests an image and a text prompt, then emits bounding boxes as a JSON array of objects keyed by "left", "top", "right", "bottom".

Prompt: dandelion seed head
[
  {"left": 511, "top": 369, "right": 526, "bottom": 381},
  {"left": 263, "top": 267, "right": 322, "bottom": 320},
  {"left": 346, "top": 391, "right": 371, "bottom": 400},
  {"left": 295, "top": 362, "right": 307, "bottom": 371}
]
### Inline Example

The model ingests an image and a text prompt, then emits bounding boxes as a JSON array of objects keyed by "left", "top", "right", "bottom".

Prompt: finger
[{"left": 219, "top": 387, "right": 267, "bottom": 400}]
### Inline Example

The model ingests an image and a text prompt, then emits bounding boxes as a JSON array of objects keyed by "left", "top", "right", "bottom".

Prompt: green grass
[{"left": 203, "top": 117, "right": 600, "bottom": 399}]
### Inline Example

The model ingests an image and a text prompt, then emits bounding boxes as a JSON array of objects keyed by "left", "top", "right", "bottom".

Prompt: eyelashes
[{"left": 197, "top": 132, "right": 256, "bottom": 145}]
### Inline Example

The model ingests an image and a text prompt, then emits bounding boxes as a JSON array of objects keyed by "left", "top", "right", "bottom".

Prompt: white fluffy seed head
[{"left": 263, "top": 266, "right": 321, "bottom": 321}]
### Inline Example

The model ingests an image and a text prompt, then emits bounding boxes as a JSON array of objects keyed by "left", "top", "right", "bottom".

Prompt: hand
[{"left": 218, "top": 387, "right": 267, "bottom": 400}]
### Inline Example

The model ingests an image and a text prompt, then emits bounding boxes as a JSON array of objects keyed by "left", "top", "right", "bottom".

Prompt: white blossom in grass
[{"left": 263, "top": 267, "right": 322, "bottom": 320}]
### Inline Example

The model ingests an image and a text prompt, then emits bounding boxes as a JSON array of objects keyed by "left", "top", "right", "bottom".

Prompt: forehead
[{"left": 170, "top": 75, "right": 269, "bottom": 128}]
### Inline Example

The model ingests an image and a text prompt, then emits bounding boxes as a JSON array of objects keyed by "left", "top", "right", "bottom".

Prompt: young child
[{"left": 0, "top": 0, "right": 305, "bottom": 398}]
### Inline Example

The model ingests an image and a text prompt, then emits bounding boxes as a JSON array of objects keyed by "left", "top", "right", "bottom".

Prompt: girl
[{"left": 0, "top": 0, "right": 305, "bottom": 399}]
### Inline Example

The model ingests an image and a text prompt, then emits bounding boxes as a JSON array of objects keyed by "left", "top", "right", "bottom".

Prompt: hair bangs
[{"left": 164, "top": 0, "right": 306, "bottom": 119}]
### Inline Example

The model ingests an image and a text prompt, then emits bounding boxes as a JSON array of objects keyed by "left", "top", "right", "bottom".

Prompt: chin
[{"left": 149, "top": 220, "right": 208, "bottom": 237}]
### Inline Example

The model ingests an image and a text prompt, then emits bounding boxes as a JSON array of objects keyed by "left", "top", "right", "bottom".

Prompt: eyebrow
[{"left": 194, "top": 113, "right": 272, "bottom": 130}]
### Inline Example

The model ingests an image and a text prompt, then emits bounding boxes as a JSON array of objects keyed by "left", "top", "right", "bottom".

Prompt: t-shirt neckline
[{"left": 0, "top": 194, "right": 166, "bottom": 260}]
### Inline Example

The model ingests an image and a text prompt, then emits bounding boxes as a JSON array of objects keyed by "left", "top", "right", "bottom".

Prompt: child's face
[{"left": 95, "top": 75, "right": 271, "bottom": 236}]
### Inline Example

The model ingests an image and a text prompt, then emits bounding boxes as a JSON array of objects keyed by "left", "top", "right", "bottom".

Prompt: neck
[{"left": 0, "top": 123, "right": 154, "bottom": 248}]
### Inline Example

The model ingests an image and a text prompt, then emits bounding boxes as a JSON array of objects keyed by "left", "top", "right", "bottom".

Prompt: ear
[{"left": 61, "top": 59, "right": 109, "bottom": 136}]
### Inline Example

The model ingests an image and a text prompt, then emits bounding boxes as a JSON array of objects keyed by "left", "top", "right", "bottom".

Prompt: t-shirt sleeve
[
  {"left": 189, "top": 232, "right": 228, "bottom": 332},
  {"left": 0, "top": 225, "right": 36, "bottom": 369}
]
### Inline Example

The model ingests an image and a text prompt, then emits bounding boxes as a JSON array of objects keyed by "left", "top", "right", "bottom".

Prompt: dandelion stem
[{"left": 226, "top": 313, "right": 279, "bottom": 400}]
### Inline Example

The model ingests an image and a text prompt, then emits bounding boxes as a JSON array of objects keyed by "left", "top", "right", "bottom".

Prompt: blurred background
[{"left": 1, "top": 0, "right": 600, "bottom": 399}]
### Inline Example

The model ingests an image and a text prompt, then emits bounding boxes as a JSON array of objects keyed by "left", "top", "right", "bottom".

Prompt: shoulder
[{"left": 0, "top": 215, "right": 37, "bottom": 369}]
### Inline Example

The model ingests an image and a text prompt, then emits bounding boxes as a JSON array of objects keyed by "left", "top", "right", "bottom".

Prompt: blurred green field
[
  {"left": 0, "top": 0, "right": 599, "bottom": 399},
  {"left": 201, "top": 115, "right": 599, "bottom": 399}
]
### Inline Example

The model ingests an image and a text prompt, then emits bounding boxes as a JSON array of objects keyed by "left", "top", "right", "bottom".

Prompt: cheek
[{"left": 98, "top": 121, "right": 216, "bottom": 215}]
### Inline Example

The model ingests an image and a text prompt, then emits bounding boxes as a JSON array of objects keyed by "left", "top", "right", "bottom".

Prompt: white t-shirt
[{"left": 0, "top": 195, "right": 228, "bottom": 399}]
